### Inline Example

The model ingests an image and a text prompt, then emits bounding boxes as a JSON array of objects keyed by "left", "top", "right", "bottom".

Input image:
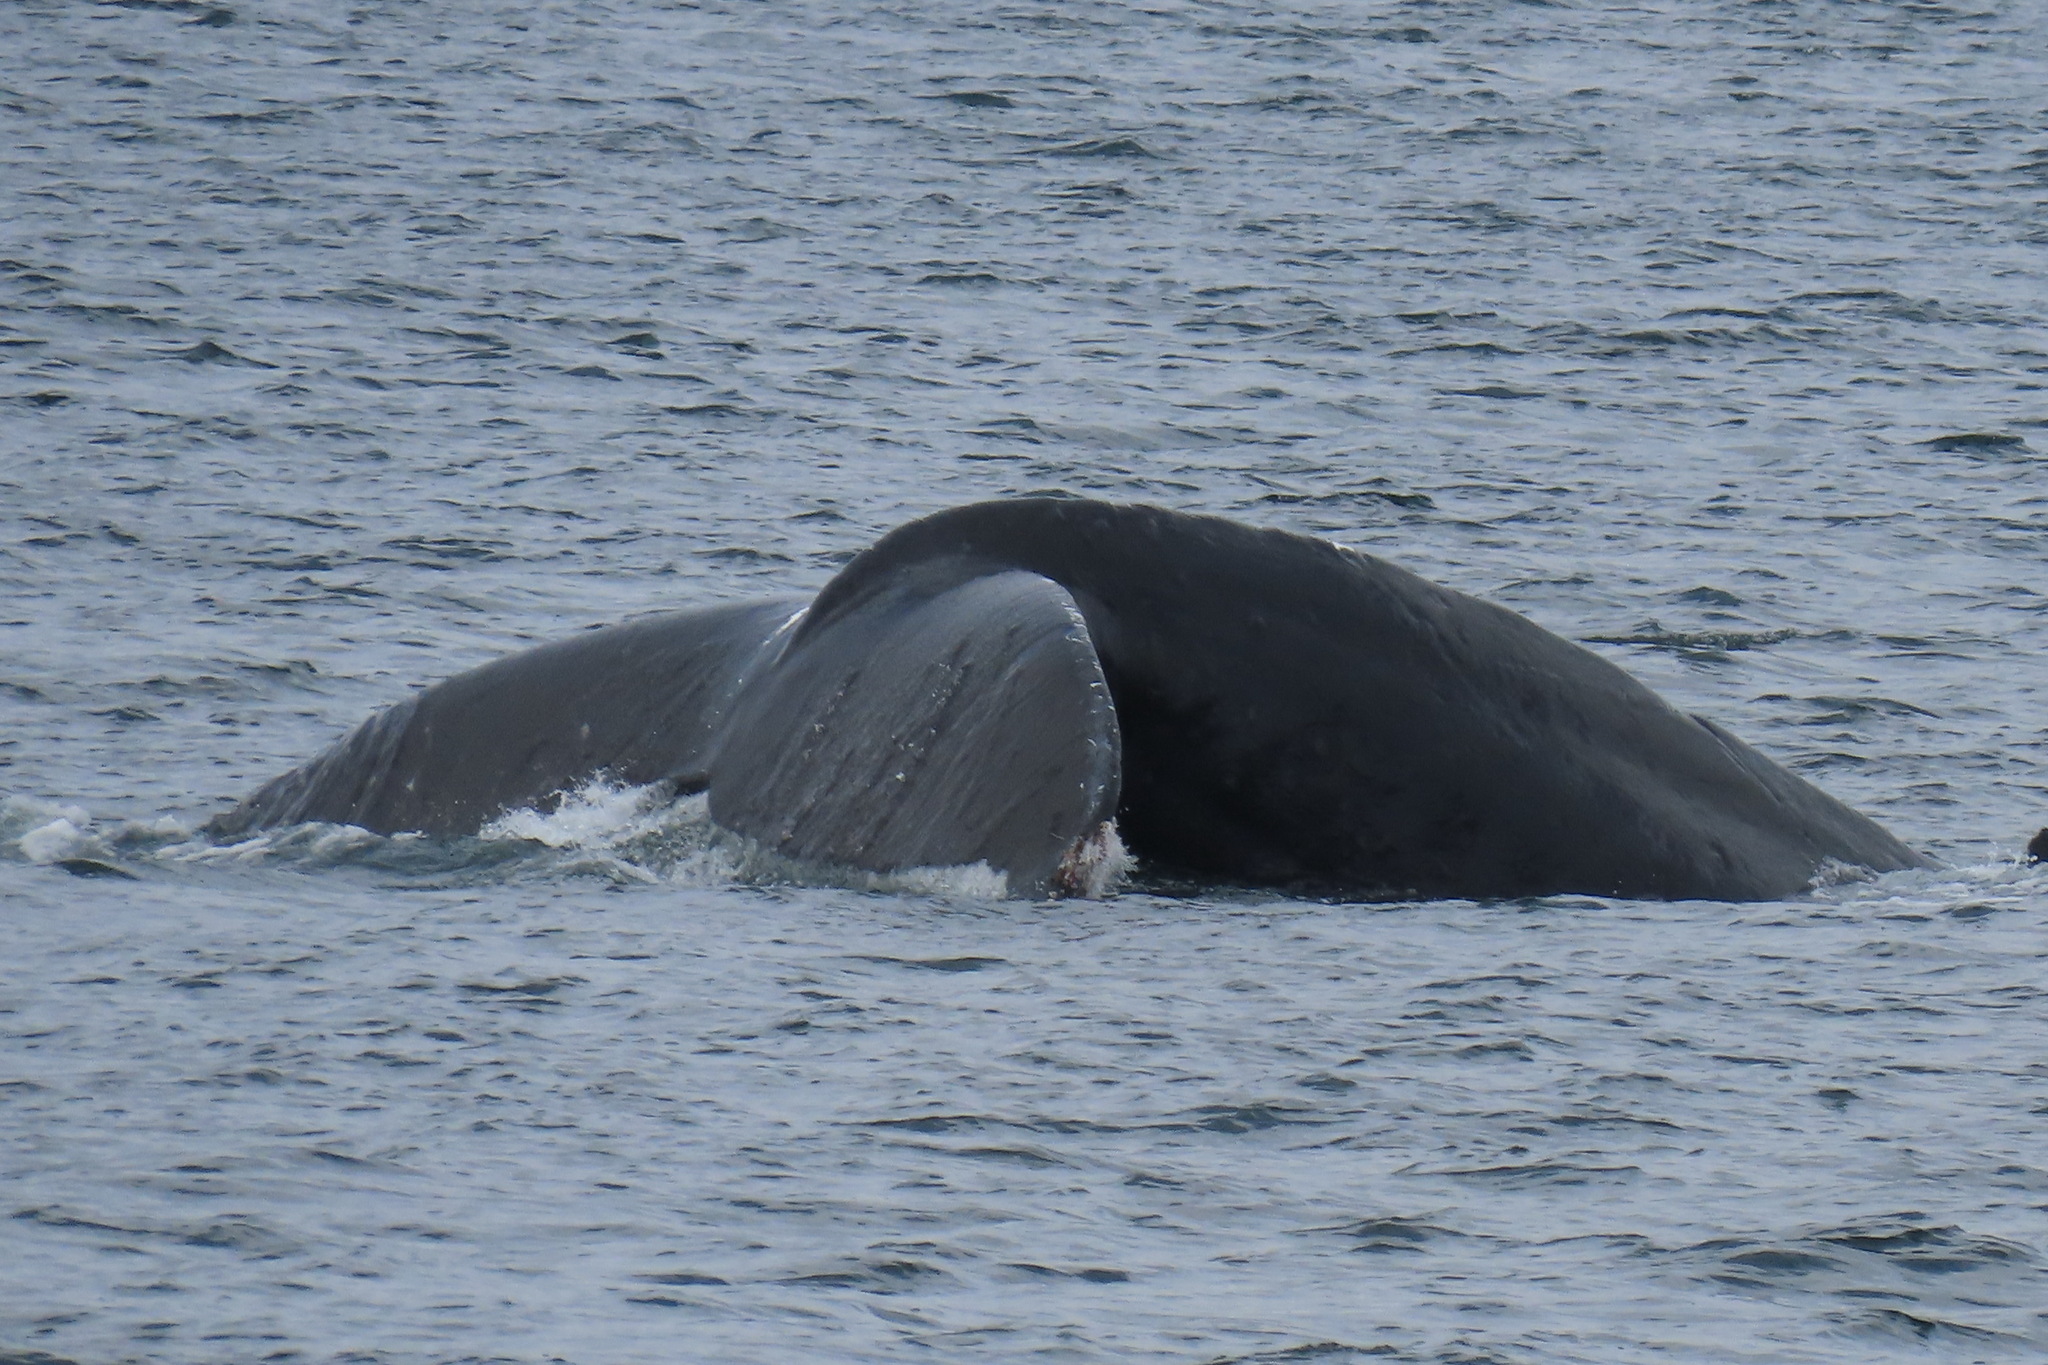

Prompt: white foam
[
  {"left": 1052, "top": 820, "right": 1131, "bottom": 899},
  {"left": 8, "top": 779, "right": 1114, "bottom": 901},
  {"left": 480, "top": 778, "right": 677, "bottom": 848},
  {"left": 18, "top": 817, "right": 92, "bottom": 865},
  {"left": 1807, "top": 857, "right": 1879, "bottom": 890},
  {"left": 473, "top": 782, "right": 1021, "bottom": 898}
]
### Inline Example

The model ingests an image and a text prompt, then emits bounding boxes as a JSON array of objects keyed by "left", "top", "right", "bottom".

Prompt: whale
[{"left": 207, "top": 497, "right": 1928, "bottom": 900}]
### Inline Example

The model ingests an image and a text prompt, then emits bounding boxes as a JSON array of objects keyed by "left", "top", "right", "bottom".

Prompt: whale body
[{"left": 208, "top": 498, "right": 1928, "bottom": 900}]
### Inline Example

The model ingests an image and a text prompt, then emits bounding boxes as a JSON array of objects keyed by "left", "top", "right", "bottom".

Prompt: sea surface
[{"left": 4, "top": 1, "right": 2048, "bottom": 1360}]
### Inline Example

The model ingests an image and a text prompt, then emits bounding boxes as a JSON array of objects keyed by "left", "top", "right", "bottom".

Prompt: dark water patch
[
  {"left": 862, "top": 1113, "right": 1127, "bottom": 1137},
  {"left": 1454, "top": 1038, "right": 1533, "bottom": 1059},
  {"left": 1295, "top": 1072, "right": 1355, "bottom": 1092},
  {"left": 1547, "top": 1111, "right": 1681, "bottom": 1132},
  {"left": 925, "top": 91, "right": 1015, "bottom": 109},
  {"left": 662, "top": 403, "right": 760, "bottom": 420},
  {"left": 1389, "top": 341, "right": 1521, "bottom": 358},
  {"left": 1919, "top": 431, "right": 2028, "bottom": 453},
  {"left": 693, "top": 545, "right": 795, "bottom": 563},
  {"left": 307, "top": 1149, "right": 372, "bottom": 1167},
  {"left": 780, "top": 1256, "right": 948, "bottom": 1294},
  {"left": 1790, "top": 288, "right": 1909, "bottom": 306},
  {"left": 1582, "top": 623, "right": 1797, "bottom": 655},
  {"left": 1005, "top": 1262, "right": 1130, "bottom": 1282},
  {"left": 716, "top": 217, "right": 802, "bottom": 243},
  {"left": 943, "top": 1144, "right": 1066, "bottom": 1166},
  {"left": 1817, "top": 1221, "right": 2035, "bottom": 1271},
  {"left": 1441, "top": 385, "right": 1543, "bottom": 400},
  {"left": 239, "top": 659, "right": 319, "bottom": 684},
  {"left": 192, "top": 109, "right": 311, "bottom": 134},
  {"left": 243, "top": 554, "right": 353, "bottom": 583},
  {"left": 1163, "top": 1103, "right": 1328, "bottom": 1135},
  {"left": 129, "top": 673, "right": 257, "bottom": 700},
  {"left": 53, "top": 857, "right": 138, "bottom": 879},
  {"left": 1662, "top": 306, "right": 1780, "bottom": 321},
  {"left": 1871, "top": 632, "right": 1991, "bottom": 659},
  {"left": 379, "top": 535, "right": 514, "bottom": 563},
  {"left": 3, "top": 391, "right": 71, "bottom": 409},
  {"left": 1854, "top": 1309, "right": 2017, "bottom": 1344},
  {"left": 1425, "top": 972, "right": 1552, "bottom": 992},
  {"left": 13, "top": 1207, "right": 132, "bottom": 1237},
  {"left": 1941, "top": 902, "right": 2005, "bottom": 920},
  {"left": 406, "top": 326, "right": 511, "bottom": 354},
  {"left": 917, "top": 271, "right": 1006, "bottom": 287},
  {"left": 14, "top": 1206, "right": 293, "bottom": 1257},
  {"left": 1424, "top": 1161, "right": 1640, "bottom": 1188},
  {"left": 1718, "top": 1246, "right": 1845, "bottom": 1280},
  {"left": 633, "top": 1270, "right": 728, "bottom": 1287},
  {"left": 1253, "top": 487, "right": 1434, "bottom": 511},
  {"left": 585, "top": 122, "right": 706, "bottom": 157},
  {"left": 1761, "top": 694, "right": 1937, "bottom": 725},
  {"left": 1046, "top": 179, "right": 1134, "bottom": 200},
  {"left": 180, "top": 1219, "right": 289, "bottom": 1253},
  {"left": 852, "top": 955, "right": 1007, "bottom": 972},
  {"left": 457, "top": 976, "right": 582, "bottom": 999},
  {"left": 1317, "top": 1215, "right": 1466, "bottom": 1254},
  {"left": 966, "top": 416, "right": 1048, "bottom": 442},
  {"left": 407, "top": 213, "right": 480, "bottom": 238},
  {"left": 162, "top": 340, "right": 276, "bottom": 367},
  {"left": 1043, "top": 137, "right": 1158, "bottom": 159},
  {"left": 1200, "top": 1340, "right": 1396, "bottom": 1362}
]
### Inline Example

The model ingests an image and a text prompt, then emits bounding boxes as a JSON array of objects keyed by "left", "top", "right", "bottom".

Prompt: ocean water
[{"left": 4, "top": 0, "right": 2047, "bottom": 1360}]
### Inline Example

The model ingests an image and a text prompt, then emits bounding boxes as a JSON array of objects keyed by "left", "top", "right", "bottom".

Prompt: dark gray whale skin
[{"left": 208, "top": 498, "right": 1928, "bottom": 900}]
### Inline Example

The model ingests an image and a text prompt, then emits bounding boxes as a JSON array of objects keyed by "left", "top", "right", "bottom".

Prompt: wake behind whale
[{"left": 207, "top": 499, "right": 1927, "bottom": 900}]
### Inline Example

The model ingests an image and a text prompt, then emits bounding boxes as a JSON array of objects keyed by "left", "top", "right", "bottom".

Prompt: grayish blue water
[{"left": 4, "top": 1, "right": 2047, "bottom": 1360}]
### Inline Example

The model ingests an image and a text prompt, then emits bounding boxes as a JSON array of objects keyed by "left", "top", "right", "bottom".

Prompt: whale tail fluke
[
  {"left": 209, "top": 497, "right": 1928, "bottom": 902},
  {"left": 708, "top": 563, "right": 1120, "bottom": 898},
  {"left": 205, "top": 599, "right": 803, "bottom": 840}
]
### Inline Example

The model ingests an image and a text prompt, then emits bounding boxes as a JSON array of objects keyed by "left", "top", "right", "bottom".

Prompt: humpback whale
[{"left": 208, "top": 498, "right": 1927, "bottom": 900}]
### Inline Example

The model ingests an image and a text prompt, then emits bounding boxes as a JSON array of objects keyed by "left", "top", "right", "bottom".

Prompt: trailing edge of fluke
[{"left": 208, "top": 498, "right": 1930, "bottom": 900}]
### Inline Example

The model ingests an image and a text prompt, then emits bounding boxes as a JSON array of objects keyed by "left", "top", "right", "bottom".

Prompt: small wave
[
  {"left": 2, "top": 794, "right": 184, "bottom": 877},
  {"left": 167, "top": 782, "right": 724, "bottom": 887},
  {"left": 1811, "top": 856, "right": 2047, "bottom": 911},
  {"left": 1044, "top": 137, "right": 1160, "bottom": 159},
  {"left": 1917, "top": 431, "right": 2029, "bottom": 454},
  {"left": 1581, "top": 621, "right": 1798, "bottom": 655},
  {"left": 5, "top": 782, "right": 1041, "bottom": 898}
]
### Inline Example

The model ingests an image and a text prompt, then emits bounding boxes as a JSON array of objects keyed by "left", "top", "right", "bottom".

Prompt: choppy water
[{"left": 4, "top": 1, "right": 2047, "bottom": 1360}]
